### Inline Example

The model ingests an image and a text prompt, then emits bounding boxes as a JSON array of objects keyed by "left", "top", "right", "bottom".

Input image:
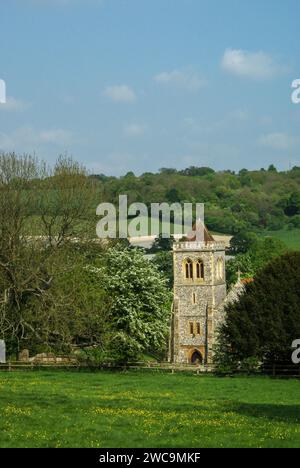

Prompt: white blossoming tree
[{"left": 91, "top": 247, "right": 172, "bottom": 363}]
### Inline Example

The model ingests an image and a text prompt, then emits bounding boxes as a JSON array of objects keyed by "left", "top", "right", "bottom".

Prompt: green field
[
  {"left": 261, "top": 228, "right": 300, "bottom": 251},
  {"left": 0, "top": 371, "right": 300, "bottom": 448}
]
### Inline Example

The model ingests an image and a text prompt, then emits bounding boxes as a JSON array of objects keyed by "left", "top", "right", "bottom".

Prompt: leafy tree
[
  {"left": 229, "top": 231, "right": 258, "bottom": 254},
  {"left": 0, "top": 153, "right": 97, "bottom": 355},
  {"left": 226, "top": 236, "right": 287, "bottom": 286},
  {"left": 179, "top": 166, "right": 215, "bottom": 177},
  {"left": 15, "top": 243, "right": 108, "bottom": 356},
  {"left": 124, "top": 171, "right": 135, "bottom": 178},
  {"left": 150, "top": 234, "right": 174, "bottom": 253},
  {"left": 151, "top": 251, "right": 174, "bottom": 289},
  {"left": 218, "top": 252, "right": 300, "bottom": 365},
  {"left": 91, "top": 247, "right": 172, "bottom": 362},
  {"left": 284, "top": 191, "right": 300, "bottom": 217},
  {"left": 289, "top": 215, "right": 300, "bottom": 228},
  {"left": 159, "top": 168, "right": 178, "bottom": 175},
  {"left": 165, "top": 188, "right": 182, "bottom": 203}
]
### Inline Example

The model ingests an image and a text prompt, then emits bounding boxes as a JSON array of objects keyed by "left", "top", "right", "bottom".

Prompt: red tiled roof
[{"left": 241, "top": 278, "right": 254, "bottom": 284}]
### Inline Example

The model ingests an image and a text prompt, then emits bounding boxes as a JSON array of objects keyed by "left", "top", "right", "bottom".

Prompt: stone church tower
[{"left": 170, "top": 225, "right": 226, "bottom": 364}]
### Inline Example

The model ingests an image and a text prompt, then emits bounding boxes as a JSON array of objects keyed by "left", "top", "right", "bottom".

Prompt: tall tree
[
  {"left": 90, "top": 247, "right": 172, "bottom": 362},
  {"left": 218, "top": 252, "right": 300, "bottom": 364},
  {"left": 0, "top": 153, "right": 98, "bottom": 354}
]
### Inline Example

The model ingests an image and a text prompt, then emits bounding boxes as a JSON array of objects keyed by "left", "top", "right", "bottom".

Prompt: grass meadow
[
  {"left": 0, "top": 371, "right": 299, "bottom": 448},
  {"left": 261, "top": 228, "right": 300, "bottom": 251}
]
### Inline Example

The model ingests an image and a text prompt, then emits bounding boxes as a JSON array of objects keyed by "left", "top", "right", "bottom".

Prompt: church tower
[{"left": 170, "top": 225, "right": 226, "bottom": 364}]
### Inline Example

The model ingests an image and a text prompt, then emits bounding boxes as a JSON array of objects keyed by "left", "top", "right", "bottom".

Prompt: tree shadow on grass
[{"left": 232, "top": 403, "right": 300, "bottom": 424}]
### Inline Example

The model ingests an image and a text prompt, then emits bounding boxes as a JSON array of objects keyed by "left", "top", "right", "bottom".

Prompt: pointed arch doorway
[{"left": 190, "top": 349, "right": 203, "bottom": 365}]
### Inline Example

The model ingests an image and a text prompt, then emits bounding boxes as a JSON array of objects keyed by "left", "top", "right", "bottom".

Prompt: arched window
[
  {"left": 196, "top": 260, "right": 204, "bottom": 280},
  {"left": 184, "top": 259, "right": 193, "bottom": 279}
]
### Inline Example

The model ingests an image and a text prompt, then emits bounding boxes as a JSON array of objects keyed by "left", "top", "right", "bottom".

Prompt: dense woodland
[
  {"left": 4, "top": 159, "right": 300, "bottom": 238},
  {"left": 91, "top": 165, "right": 300, "bottom": 234}
]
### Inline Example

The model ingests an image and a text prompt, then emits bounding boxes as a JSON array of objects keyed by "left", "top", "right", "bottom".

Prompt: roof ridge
[{"left": 186, "top": 219, "right": 215, "bottom": 243}]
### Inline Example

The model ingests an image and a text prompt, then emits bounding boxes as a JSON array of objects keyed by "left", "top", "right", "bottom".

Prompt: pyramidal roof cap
[{"left": 186, "top": 220, "right": 215, "bottom": 242}]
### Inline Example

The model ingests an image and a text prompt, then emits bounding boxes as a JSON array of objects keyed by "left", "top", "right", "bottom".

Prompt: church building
[{"left": 169, "top": 224, "right": 227, "bottom": 365}]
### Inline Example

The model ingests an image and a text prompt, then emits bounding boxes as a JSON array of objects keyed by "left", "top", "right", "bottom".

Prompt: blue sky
[{"left": 0, "top": 0, "right": 299, "bottom": 175}]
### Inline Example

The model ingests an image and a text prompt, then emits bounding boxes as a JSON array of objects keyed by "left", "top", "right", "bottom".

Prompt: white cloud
[
  {"left": 0, "top": 126, "right": 73, "bottom": 151},
  {"left": 103, "top": 85, "right": 136, "bottom": 103},
  {"left": 221, "top": 48, "right": 285, "bottom": 79},
  {"left": 123, "top": 124, "right": 147, "bottom": 138},
  {"left": 0, "top": 97, "right": 30, "bottom": 112},
  {"left": 154, "top": 68, "right": 206, "bottom": 91},
  {"left": 258, "top": 132, "right": 300, "bottom": 150}
]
